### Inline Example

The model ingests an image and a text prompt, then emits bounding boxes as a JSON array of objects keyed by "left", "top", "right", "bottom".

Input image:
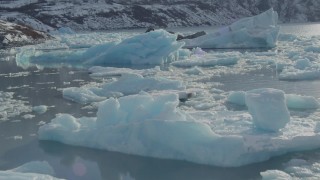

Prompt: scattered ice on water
[{"left": 0, "top": 91, "right": 31, "bottom": 121}]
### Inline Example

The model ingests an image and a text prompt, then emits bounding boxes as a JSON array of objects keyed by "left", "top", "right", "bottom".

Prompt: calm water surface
[{"left": 0, "top": 23, "right": 319, "bottom": 180}]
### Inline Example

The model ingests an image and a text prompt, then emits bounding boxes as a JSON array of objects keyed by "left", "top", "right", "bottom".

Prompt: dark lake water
[{"left": 0, "top": 23, "right": 320, "bottom": 180}]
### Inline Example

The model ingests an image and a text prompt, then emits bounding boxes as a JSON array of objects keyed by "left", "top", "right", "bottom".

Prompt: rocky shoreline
[{"left": 0, "top": 20, "right": 51, "bottom": 48}]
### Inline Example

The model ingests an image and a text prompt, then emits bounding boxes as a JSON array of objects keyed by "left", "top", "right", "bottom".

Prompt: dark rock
[{"left": 0, "top": 20, "right": 51, "bottom": 48}]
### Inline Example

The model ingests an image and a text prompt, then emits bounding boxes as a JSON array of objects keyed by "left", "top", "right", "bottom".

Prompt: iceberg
[
  {"left": 183, "top": 8, "right": 280, "bottom": 48},
  {"left": 16, "top": 29, "right": 185, "bottom": 68},
  {"left": 39, "top": 92, "right": 320, "bottom": 167}
]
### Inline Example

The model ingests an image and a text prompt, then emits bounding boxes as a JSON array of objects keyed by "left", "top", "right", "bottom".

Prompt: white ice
[
  {"left": 245, "top": 88, "right": 290, "bottom": 132},
  {"left": 183, "top": 8, "right": 280, "bottom": 48},
  {"left": 16, "top": 29, "right": 185, "bottom": 68},
  {"left": 261, "top": 158, "right": 320, "bottom": 179},
  {"left": 0, "top": 161, "right": 64, "bottom": 180},
  {"left": 0, "top": 91, "right": 31, "bottom": 121},
  {"left": 261, "top": 170, "right": 292, "bottom": 180},
  {"left": 63, "top": 72, "right": 185, "bottom": 104},
  {"left": 227, "top": 90, "right": 320, "bottom": 110},
  {"left": 39, "top": 91, "right": 320, "bottom": 167},
  {"left": 171, "top": 51, "right": 242, "bottom": 68},
  {"left": 32, "top": 105, "right": 48, "bottom": 114},
  {"left": 88, "top": 66, "right": 160, "bottom": 78}
]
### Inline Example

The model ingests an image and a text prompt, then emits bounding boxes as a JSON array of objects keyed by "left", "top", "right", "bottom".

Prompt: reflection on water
[{"left": 0, "top": 139, "right": 288, "bottom": 180}]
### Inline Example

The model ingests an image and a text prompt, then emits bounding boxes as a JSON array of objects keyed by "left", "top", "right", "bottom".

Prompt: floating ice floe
[
  {"left": 227, "top": 90, "right": 320, "bottom": 110},
  {"left": 0, "top": 91, "right": 31, "bottom": 121},
  {"left": 261, "top": 158, "right": 320, "bottom": 179},
  {"left": 245, "top": 88, "right": 290, "bottom": 132},
  {"left": 0, "top": 161, "right": 64, "bottom": 180},
  {"left": 63, "top": 72, "right": 185, "bottom": 104},
  {"left": 183, "top": 8, "right": 280, "bottom": 48},
  {"left": 39, "top": 91, "right": 320, "bottom": 167},
  {"left": 172, "top": 51, "right": 241, "bottom": 67},
  {"left": 16, "top": 29, "right": 185, "bottom": 68},
  {"left": 88, "top": 66, "right": 161, "bottom": 78},
  {"left": 260, "top": 170, "right": 292, "bottom": 180},
  {"left": 279, "top": 67, "right": 320, "bottom": 81},
  {"left": 32, "top": 105, "right": 48, "bottom": 114}
]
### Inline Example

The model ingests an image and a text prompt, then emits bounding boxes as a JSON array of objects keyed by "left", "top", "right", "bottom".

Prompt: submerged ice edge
[{"left": 0, "top": 161, "right": 64, "bottom": 180}]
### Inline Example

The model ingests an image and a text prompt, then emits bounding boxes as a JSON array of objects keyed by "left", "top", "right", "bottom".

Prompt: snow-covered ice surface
[{"left": 1, "top": 23, "right": 320, "bottom": 179}]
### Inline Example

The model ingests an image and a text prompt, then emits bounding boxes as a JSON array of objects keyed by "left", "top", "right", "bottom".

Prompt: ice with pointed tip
[{"left": 183, "top": 8, "right": 279, "bottom": 48}]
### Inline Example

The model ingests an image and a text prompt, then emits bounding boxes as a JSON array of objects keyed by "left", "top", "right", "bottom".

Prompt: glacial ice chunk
[
  {"left": 260, "top": 170, "right": 292, "bottom": 180},
  {"left": 32, "top": 105, "right": 48, "bottom": 114},
  {"left": 286, "top": 94, "right": 320, "bottom": 109},
  {"left": 96, "top": 73, "right": 185, "bottom": 96},
  {"left": 172, "top": 50, "right": 241, "bottom": 67},
  {"left": 226, "top": 91, "right": 246, "bottom": 106},
  {"left": 88, "top": 66, "right": 160, "bottom": 78},
  {"left": 38, "top": 91, "right": 320, "bottom": 167},
  {"left": 63, "top": 73, "right": 185, "bottom": 103},
  {"left": 261, "top": 159, "right": 320, "bottom": 179},
  {"left": 279, "top": 67, "right": 320, "bottom": 81},
  {"left": 245, "top": 88, "right": 290, "bottom": 131},
  {"left": 16, "top": 29, "right": 185, "bottom": 68},
  {"left": 63, "top": 87, "right": 107, "bottom": 104},
  {"left": 227, "top": 90, "right": 319, "bottom": 110},
  {"left": 183, "top": 8, "right": 279, "bottom": 48}
]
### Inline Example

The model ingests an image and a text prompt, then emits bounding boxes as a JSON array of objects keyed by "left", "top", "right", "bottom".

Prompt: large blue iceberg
[
  {"left": 183, "top": 8, "right": 280, "bottom": 48},
  {"left": 16, "top": 29, "right": 185, "bottom": 68}
]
